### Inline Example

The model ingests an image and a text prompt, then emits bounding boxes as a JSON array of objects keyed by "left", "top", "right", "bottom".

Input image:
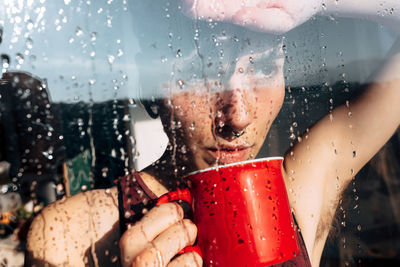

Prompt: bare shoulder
[{"left": 26, "top": 187, "right": 121, "bottom": 267}]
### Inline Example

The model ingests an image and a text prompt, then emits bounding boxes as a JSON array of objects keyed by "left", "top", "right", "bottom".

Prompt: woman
[{"left": 26, "top": 1, "right": 400, "bottom": 266}]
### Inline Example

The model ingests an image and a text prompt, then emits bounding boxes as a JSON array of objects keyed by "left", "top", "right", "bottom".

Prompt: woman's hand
[
  {"left": 183, "top": 0, "right": 323, "bottom": 34},
  {"left": 119, "top": 202, "right": 202, "bottom": 267},
  {"left": 183, "top": 0, "right": 400, "bottom": 34}
]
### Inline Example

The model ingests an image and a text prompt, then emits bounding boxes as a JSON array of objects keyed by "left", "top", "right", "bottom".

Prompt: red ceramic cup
[{"left": 185, "top": 157, "right": 299, "bottom": 266}]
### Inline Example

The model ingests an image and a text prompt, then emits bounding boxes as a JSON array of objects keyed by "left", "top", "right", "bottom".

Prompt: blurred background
[{"left": 0, "top": 1, "right": 399, "bottom": 266}]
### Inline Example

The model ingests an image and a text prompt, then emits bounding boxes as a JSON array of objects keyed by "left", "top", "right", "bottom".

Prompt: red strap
[
  {"left": 156, "top": 188, "right": 192, "bottom": 206},
  {"left": 177, "top": 245, "right": 203, "bottom": 258}
]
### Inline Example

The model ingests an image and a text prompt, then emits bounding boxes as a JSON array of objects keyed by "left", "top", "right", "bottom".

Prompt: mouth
[{"left": 207, "top": 146, "right": 252, "bottom": 164}]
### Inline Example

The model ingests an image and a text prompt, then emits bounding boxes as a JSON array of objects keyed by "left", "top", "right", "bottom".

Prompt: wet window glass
[{"left": 0, "top": 1, "right": 399, "bottom": 266}]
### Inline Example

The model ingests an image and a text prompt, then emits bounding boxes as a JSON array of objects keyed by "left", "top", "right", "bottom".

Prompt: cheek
[
  {"left": 170, "top": 94, "right": 212, "bottom": 136},
  {"left": 253, "top": 85, "right": 285, "bottom": 118},
  {"left": 272, "top": 86, "right": 285, "bottom": 114},
  {"left": 252, "top": 87, "right": 284, "bottom": 142}
]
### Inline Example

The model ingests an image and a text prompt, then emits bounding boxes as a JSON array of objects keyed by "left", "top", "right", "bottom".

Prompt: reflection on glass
[{"left": 0, "top": 0, "right": 398, "bottom": 266}]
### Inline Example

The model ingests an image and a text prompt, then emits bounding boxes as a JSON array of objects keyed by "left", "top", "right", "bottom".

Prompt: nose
[{"left": 215, "top": 88, "right": 252, "bottom": 137}]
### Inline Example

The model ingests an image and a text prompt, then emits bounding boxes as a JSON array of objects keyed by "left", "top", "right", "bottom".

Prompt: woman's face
[{"left": 160, "top": 50, "right": 285, "bottom": 170}]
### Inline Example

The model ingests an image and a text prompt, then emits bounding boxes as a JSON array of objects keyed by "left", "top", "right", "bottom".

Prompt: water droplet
[
  {"left": 29, "top": 55, "right": 37, "bottom": 62},
  {"left": 329, "top": 113, "right": 334, "bottom": 123},
  {"left": 11, "top": 35, "right": 18, "bottom": 44},
  {"left": 26, "top": 20, "right": 34, "bottom": 31},
  {"left": 117, "top": 48, "right": 124, "bottom": 57},
  {"left": 107, "top": 15, "right": 112, "bottom": 27},
  {"left": 1, "top": 54, "right": 10, "bottom": 69},
  {"left": 357, "top": 225, "right": 362, "bottom": 231},
  {"left": 249, "top": 56, "right": 254, "bottom": 64},
  {"left": 25, "top": 37, "right": 33, "bottom": 49},
  {"left": 16, "top": 53, "right": 24, "bottom": 65},
  {"left": 90, "top": 32, "right": 97, "bottom": 41},
  {"left": 107, "top": 55, "right": 115, "bottom": 65},
  {"left": 180, "top": 145, "right": 187, "bottom": 154},
  {"left": 238, "top": 67, "right": 244, "bottom": 73},
  {"left": 75, "top": 27, "right": 83, "bottom": 37},
  {"left": 177, "top": 79, "right": 185, "bottom": 89},
  {"left": 42, "top": 149, "right": 54, "bottom": 160},
  {"left": 122, "top": 114, "right": 130, "bottom": 122}
]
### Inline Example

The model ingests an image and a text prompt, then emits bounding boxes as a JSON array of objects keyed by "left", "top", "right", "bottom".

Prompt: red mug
[{"left": 185, "top": 157, "right": 299, "bottom": 266}]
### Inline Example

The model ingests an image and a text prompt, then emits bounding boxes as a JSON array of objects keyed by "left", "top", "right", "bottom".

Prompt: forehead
[{"left": 132, "top": 1, "right": 283, "bottom": 100}]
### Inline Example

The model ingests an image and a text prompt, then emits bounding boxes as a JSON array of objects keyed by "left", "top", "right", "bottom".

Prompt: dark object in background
[
  {"left": 0, "top": 211, "right": 17, "bottom": 238},
  {"left": 0, "top": 72, "right": 66, "bottom": 204},
  {"left": 58, "top": 100, "right": 129, "bottom": 190}
]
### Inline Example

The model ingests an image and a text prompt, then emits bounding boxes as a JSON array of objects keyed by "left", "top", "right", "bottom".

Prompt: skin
[
  {"left": 182, "top": 0, "right": 323, "bottom": 34},
  {"left": 26, "top": 1, "right": 400, "bottom": 267},
  {"left": 159, "top": 53, "right": 285, "bottom": 171}
]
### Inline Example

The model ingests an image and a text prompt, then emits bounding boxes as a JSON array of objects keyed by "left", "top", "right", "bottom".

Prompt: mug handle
[
  {"left": 155, "top": 188, "right": 202, "bottom": 260},
  {"left": 156, "top": 188, "right": 192, "bottom": 206}
]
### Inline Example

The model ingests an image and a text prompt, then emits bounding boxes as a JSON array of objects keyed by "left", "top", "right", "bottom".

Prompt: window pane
[{"left": 0, "top": 1, "right": 399, "bottom": 266}]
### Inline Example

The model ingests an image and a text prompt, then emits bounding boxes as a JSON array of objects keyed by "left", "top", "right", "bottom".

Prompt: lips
[{"left": 207, "top": 146, "right": 251, "bottom": 164}]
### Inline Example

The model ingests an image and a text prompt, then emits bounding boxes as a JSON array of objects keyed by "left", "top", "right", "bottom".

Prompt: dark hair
[{"left": 141, "top": 99, "right": 160, "bottom": 119}]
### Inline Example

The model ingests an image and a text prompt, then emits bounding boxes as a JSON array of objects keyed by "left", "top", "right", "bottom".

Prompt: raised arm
[
  {"left": 286, "top": 0, "right": 400, "bottom": 202},
  {"left": 283, "top": 2, "right": 400, "bottom": 264},
  {"left": 322, "top": 0, "right": 400, "bottom": 34}
]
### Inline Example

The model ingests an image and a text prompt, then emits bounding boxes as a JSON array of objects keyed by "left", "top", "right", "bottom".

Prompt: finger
[
  {"left": 232, "top": 7, "right": 294, "bottom": 34},
  {"left": 133, "top": 219, "right": 197, "bottom": 267},
  {"left": 120, "top": 202, "right": 183, "bottom": 267},
  {"left": 167, "top": 252, "right": 203, "bottom": 267}
]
